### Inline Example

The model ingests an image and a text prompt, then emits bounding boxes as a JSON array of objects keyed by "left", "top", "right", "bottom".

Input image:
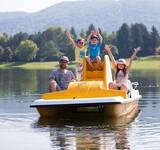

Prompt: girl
[
  {"left": 66, "top": 31, "right": 87, "bottom": 81},
  {"left": 105, "top": 45, "right": 141, "bottom": 93}
]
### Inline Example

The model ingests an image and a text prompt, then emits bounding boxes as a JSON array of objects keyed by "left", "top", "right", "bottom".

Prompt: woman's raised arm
[
  {"left": 127, "top": 47, "right": 141, "bottom": 71},
  {"left": 105, "top": 45, "right": 117, "bottom": 68}
]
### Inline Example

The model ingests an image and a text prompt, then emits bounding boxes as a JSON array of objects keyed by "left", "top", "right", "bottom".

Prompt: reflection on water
[
  {"left": 0, "top": 69, "right": 160, "bottom": 150},
  {"left": 0, "top": 69, "right": 50, "bottom": 96},
  {"left": 32, "top": 109, "right": 140, "bottom": 150}
]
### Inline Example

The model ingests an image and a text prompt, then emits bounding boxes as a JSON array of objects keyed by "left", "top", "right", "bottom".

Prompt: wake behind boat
[{"left": 30, "top": 55, "right": 141, "bottom": 117}]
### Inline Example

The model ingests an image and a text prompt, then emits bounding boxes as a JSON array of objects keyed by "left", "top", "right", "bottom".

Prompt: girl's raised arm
[
  {"left": 105, "top": 45, "right": 117, "bottom": 68},
  {"left": 127, "top": 47, "right": 141, "bottom": 71},
  {"left": 66, "top": 31, "right": 76, "bottom": 48}
]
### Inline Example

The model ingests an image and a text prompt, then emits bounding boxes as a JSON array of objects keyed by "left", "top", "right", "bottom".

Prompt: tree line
[{"left": 0, "top": 23, "right": 160, "bottom": 62}]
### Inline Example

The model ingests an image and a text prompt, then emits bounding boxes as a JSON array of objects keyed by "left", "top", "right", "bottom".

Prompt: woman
[{"left": 105, "top": 45, "right": 141, "bottom": 93}]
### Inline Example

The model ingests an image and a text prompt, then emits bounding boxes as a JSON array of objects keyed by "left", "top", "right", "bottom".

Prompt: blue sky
[{"left": 0, "top": 0, "right": 78, "bottom": 12}]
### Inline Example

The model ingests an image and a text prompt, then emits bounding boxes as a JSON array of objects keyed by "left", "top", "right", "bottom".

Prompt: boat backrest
[{"left": 83, "top": 55, "right": 113, "bottom": 89}]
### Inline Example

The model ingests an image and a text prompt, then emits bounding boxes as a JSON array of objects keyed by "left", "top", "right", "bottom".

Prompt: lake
[{"left": 0, "top": 69, "right": 160, "bottom": 150}]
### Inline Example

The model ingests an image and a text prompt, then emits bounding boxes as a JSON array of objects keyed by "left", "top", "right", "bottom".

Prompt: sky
[{"left": 0, "top": 0, "right": 79, "bottom": 12}]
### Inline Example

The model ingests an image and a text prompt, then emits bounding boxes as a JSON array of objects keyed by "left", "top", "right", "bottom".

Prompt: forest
[{"left": 0, "top": 23, "right": 160, "bottom": 62}]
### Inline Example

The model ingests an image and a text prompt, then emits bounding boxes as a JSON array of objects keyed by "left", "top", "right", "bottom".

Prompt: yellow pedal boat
[{"left": 30, "top": 55, "right": 142, "bottom": 117}]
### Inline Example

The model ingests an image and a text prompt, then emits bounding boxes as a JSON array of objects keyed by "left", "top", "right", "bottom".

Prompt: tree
[
  {"left": 140, "top": 23, "right": 151, "bottom": 56},
  {"left": 131, "top": 23, "right": 152, "bottom": 56},
  {"left": 42, "top": 27, "right": 64, "bottom": 43},
  {"left": 15, "top": 40, "right": 39, "bottom": 61},
  {"left": 86, "top": 24, "right": 96, "bottom": 36},
  {"left": 0, "top": 33, "right": 9, "bottom": 47},
  {"left": 131, "top": 23, "right": 144, "bottom": 56},
  {"left": 8, "top": 32, "right": 29, "bottom": 51},
  {"left": 150, "top": 26, "right": 160, "bottom": 55},
  {"left": 155, "top": 46, "right": 160, "bottom": 55},
  {"left": 0, "top": 46, "right": 4, "bottom": 61},
  {"left": 80, "top": 29, "right": 86, "bottom": 38},
  {"left": 29, "top": 32, "right": 45, "bottom": 48},
  {"left": 117, "top": 23, "right": 132, "bottom": 58},
  {"left": 40, "top": 40, "right": 62, "bottom": 61},
  {"left": 3, "top": 47, "right": 13, "bottom": 61},
  {"left": 70, "top": 26, "right": 77, "bottom": 39}
]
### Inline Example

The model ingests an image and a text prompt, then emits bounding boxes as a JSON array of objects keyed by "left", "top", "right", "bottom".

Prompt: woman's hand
[{"left": 134, "top": 46, "right": 141, "bottom": 53}]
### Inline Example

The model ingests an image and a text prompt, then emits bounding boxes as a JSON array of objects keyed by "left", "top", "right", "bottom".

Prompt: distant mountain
[{"left": 0, "top": 0, "right": 160, "bottom": 34}]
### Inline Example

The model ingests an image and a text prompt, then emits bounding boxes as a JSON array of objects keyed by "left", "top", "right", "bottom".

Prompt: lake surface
[{"left": 0, "top": 69, "right": 160, "bottom": 150}]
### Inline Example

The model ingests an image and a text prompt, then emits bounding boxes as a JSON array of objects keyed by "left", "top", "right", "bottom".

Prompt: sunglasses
[
  {"left": 60, "top": 60, "right": 68, "bottom": 63},
  {"left": 78, "top": 41, "right": 84, "bottom": 45}
]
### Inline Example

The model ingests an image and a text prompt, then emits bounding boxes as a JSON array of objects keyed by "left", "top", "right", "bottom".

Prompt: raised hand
[
  {"left": 91, "top": 30, "right": 96, "bottom": 35},
  {"left": 105, "top": 45, "right": 112, "bottom": 52},
  {"left": 66, "top": 31, "right": 72, "bottom": 38},
  {"left": 134, "top": 46, "right": 141, "bottom": 53}
]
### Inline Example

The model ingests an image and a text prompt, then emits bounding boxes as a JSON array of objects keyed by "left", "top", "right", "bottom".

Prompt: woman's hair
[{"left": 115, "top": 65, "right": 127, "bottom": 80}]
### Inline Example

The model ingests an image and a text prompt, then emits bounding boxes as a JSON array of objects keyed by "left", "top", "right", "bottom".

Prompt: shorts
[{"left": 90, "top": 56, "right": 101, "bottom": 62}]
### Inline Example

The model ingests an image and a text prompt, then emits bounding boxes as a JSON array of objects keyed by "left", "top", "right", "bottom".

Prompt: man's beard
[{"left": 60, "top": 64, "right": 67, "bottom": 69}]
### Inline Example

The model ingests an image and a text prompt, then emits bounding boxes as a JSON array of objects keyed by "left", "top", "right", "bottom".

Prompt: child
[
  {"left": 86, "top": 30, "right": 103, "bottom": 70},
  {"left": 66, "top": 31, "right": 87, "bottom": 81},
  {"left": 105, "top": 45, "right": 141, "bottom": 93}
]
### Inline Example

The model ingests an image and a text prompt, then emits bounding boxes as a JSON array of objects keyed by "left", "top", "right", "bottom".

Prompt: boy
[{"left": 86, "top": 30, "right": 103, "bottom": 70}]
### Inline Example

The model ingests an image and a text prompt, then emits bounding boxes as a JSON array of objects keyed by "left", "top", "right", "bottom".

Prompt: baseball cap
[
  {"left": 117, "top": 59, "right": 127, "bottom": 65},
  {"left": 59, "top": 56, "right": 69, "bottom": 62},
  {"left": 91, "top": 34, "right": 99, "bottom": 40}
]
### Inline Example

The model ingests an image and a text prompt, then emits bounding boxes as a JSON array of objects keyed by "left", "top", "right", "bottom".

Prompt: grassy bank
[
  {"left": 132, "top": 55, "right": 160, "bottom": 70},
  {"left": 0, "top": 56, "right": 159, "bottom": 70},
  {"left": 0, "top": 61, "right": 75, "bottom": 70}
]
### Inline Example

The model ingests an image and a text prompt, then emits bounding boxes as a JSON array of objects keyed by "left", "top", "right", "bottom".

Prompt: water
[{"left": 0, "top": 69, "right": 160, "bottom": 150}]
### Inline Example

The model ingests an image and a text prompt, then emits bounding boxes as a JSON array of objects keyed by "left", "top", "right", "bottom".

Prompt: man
[{"left": 49, "top": 56, "right": 76, "bottom": 92}]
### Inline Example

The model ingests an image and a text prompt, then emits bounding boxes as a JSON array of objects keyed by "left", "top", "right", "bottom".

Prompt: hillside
[{"left": 0, "top": 0, "right": 160, "bottom": 34}]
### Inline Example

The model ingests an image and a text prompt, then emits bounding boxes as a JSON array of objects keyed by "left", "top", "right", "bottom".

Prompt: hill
[{"left": 0, "top": 0, "right": 160, "bottom": 34}]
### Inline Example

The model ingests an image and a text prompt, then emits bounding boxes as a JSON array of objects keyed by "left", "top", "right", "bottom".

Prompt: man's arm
[{"left": 48, "top": 71, "right": 59, "bottom": 92}]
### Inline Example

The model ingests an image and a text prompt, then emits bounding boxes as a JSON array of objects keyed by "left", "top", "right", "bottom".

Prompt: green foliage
[
  {"left": 41, "top": 40, "right": 62, "bottom": 61},
  {"left": 0, "top": 33, "right": 9, "bottom": 47},
  {"left": 70, "top": 27, "right": 77, "bottom": 39},
  {"left": 117, "top": 23, "right": 132, "bottom": 58},
  {"left": 0, "top": 23, "right": 160, "bottom": 62},
  {"left": 0, "top": 46, "right": 4, "bottom": 61},
  {"left": 150, "top": 26, "right": 160, "bottom": 54},
  {"left": 15, "top": 40, "right": 39, "bottom": 61},
  {"left": 2, "top": 47, "right": 13, "bottom": 62},
  {"left": 80, "top": 29, "right": 86, "bottom": 38},
  {"left": 8, "top": 32, "right": 29, "bottom": 50},
  {"left": 156, "top": 46, "right": 160, "bottom": 55},
  {"left": 86, "top": 24, "right": 96, "bottom": 36}
]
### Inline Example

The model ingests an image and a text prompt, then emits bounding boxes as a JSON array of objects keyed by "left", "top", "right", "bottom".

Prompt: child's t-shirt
[
  {"left": 88, "top": 43, "right": 101, "bottom": 60},
  {"left": 75, "top": 45, "right": 87, "bottom": 63}
]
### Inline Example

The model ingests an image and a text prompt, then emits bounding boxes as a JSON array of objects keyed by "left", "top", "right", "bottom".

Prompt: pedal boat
[{"left": 30, "top": 55, "right": 142, "bottom": 117}]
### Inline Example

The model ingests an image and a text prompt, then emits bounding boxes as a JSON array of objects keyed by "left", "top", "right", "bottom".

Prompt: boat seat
[{"left": 86, "top": 61, "right": 104, "bottom": 71}]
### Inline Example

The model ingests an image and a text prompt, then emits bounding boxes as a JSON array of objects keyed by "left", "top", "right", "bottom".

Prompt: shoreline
[{"left": 0, "top": 57, "right": 159, "bottom": 70}]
